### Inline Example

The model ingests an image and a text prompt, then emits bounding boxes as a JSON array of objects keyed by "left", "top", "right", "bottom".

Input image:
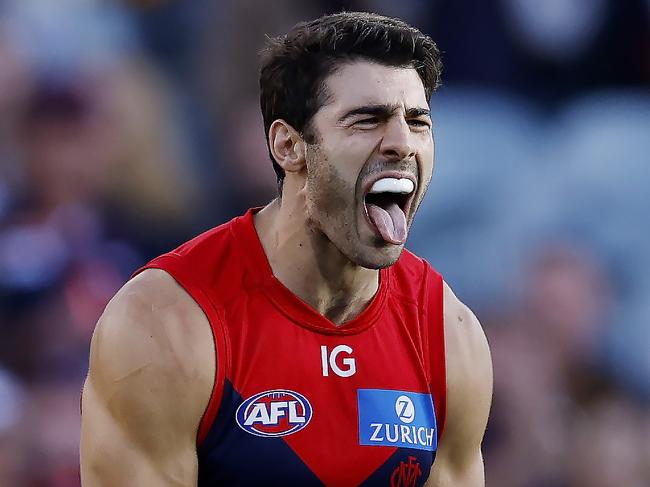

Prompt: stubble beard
[{"left": 304, "top": 143, "right": 404, "bottom": 270}]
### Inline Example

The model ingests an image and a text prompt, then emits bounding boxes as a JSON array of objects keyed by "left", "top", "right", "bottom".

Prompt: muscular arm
[
  {"left": 80, "top": 269, "right": 214, "bottom": 486},
  {"left": 427, "top": 282, "right": 493, "bottom": 487}
]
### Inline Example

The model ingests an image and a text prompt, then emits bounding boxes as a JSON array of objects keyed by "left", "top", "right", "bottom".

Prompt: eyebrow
[{"left": 337, "top": 104, "right": 431, "bottom": 123}]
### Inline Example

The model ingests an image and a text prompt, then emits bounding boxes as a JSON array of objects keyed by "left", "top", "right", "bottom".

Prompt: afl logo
[{"left": 235, "top": 389, "right": 313, "bottom": 437}]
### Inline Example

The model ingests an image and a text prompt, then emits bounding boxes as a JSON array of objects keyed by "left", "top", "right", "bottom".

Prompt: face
[{"left": 303, "top": 61, "right": 434, "bottom": 269}]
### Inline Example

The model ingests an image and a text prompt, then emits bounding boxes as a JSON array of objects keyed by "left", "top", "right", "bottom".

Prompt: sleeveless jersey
[{"left": 135, "top": 208, "right": 446, "bottom": 487}]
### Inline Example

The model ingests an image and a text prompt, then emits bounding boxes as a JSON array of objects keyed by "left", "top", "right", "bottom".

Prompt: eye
[
  {"left": 353, "top": 117, "right": 379, "bottom": 128},
  {"left": 407, "top": 119, "right": 431, "bottom": 129}
]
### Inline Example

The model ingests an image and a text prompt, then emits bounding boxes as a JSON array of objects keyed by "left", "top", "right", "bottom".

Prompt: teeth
[{"left": 369, "top": 177, "right": 415, "bottom": 194}]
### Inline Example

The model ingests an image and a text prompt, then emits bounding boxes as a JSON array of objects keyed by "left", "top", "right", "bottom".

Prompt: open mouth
[{"left": 363, "top": 176, "right": 416, "bottom": 245}]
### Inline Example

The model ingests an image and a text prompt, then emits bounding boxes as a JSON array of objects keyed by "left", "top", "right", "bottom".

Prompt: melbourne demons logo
[
  {"left": 391, "top": 456, "right": 422, "bottom": 487},
  {"left": 235, "top": 389, "right": 313, "bottom": 437}
]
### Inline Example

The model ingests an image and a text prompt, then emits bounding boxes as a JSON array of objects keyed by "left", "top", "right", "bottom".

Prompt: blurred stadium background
[{"left": 0, "top": 0, "right": 648, "bottom": 485}]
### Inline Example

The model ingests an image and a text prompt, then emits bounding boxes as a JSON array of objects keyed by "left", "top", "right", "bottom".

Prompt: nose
[{"left": 379, "top": 118, "right": 415, "bottom": 161}]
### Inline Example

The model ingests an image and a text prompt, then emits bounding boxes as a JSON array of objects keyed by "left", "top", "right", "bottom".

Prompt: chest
[{"left": 198, "top": 295, "right": 438, "bottom": 487}]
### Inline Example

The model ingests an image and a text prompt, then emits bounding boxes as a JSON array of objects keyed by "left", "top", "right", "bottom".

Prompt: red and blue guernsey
[{"left": 136, "top": 208, "right": 447, "bottom": 487}]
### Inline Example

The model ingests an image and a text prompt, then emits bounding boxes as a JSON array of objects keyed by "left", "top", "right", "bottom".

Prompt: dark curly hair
[{"left": 259, "top": 11, "right": 442, "bottom": 194}]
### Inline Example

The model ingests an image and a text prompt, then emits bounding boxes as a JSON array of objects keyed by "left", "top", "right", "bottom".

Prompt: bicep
[
  {"left": 79, "top": 272, "right": 213, "bottom": 486},
  {"left": 427, "top": 283, "right": 493, "bottom": 487},
  {"left": 427, "top": 449, "right": 484, "bottom": 487},
  {"left": 80, "top": 376, "right": 198, "bottom": 487}
]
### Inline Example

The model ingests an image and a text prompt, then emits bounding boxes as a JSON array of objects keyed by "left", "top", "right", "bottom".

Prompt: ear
[{"left": 268, "top": 119, "right": 306, "bottom": 174}]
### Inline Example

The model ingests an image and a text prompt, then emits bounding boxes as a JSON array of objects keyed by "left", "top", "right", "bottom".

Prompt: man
[{"left": 80, "top": 11, "right": 492, "bottom": 487}]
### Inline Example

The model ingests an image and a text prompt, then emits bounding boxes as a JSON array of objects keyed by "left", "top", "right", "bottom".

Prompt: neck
[{"left": 254, "top": 197, "right": 379, "bottom": 325}]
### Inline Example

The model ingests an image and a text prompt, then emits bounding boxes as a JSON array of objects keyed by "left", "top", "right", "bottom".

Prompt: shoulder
[
  {"left": 91, "top": 268, "right": 214, "bottom": 382},
  {"left": 425, "top": 282, "right": 492, "bottom": 484},
  {"left": 85, "top": 268, "right": 214, "bottom": 438},
  {"left": 443, "top": 281, "right": 490, "bottom": 360},
  {"left": 81, "top": 269, "right": 213, "bottom": 482},
  {"left": 441, "top": 281, "right": 492, "bottom": 449}
]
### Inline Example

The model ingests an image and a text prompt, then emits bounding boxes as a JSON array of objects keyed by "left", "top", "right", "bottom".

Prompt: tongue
[{"left": 367, "top": 202, "right": 408, "bottom": 245}]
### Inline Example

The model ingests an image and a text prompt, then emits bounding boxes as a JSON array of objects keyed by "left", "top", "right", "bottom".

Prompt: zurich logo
[
  {"left": 357, "top": 389, "right": 437, "bottom": 451},
  {"left": 235, "top": 389, "right": 312, "bottom": 437},
  {"left": 395, "top": 395, "right": 415, "bottom": 423}
]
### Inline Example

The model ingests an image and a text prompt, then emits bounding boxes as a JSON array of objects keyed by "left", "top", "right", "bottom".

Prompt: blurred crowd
[{"left": 0, "top": 0, "right": 648, "bottom": 485}]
